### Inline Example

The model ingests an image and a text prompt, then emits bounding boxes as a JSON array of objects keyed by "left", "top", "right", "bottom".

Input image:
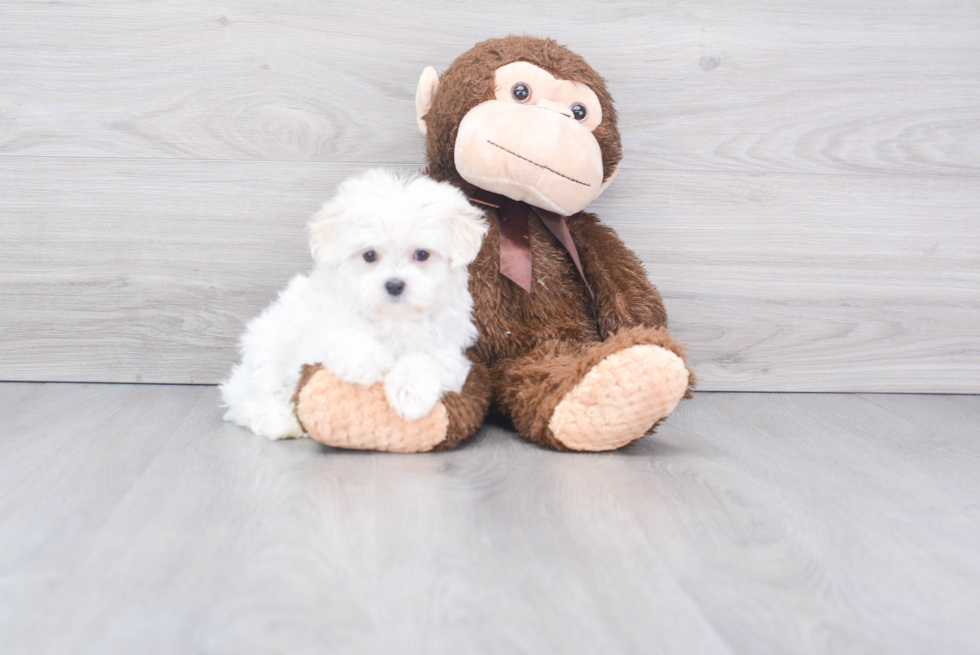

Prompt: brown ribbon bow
[{"left": 468, "top": 189, "right": 594, "bottom": 299}]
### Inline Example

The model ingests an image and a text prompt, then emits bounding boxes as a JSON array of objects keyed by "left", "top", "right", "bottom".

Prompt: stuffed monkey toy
[{"left": 296, "top": 36, "right": 693, "bottom": 452}]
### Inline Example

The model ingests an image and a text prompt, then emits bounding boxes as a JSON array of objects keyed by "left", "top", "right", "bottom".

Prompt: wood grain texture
[
  {"left": 2, "top": 159, "right": 977, "bottom": 390},
  {"left": 0, "top": 1, "right": 978, "bottom": 390},
  {"left": 0, "top": 1, "right": 977, "bottom": 176},
  {"left": 0, "top": 383, "right": 978, "bottom": 654},
  {"left": 0, "top": 158, "right": 401, "bottom": 384}
]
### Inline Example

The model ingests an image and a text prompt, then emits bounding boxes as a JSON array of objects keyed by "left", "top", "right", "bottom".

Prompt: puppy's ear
[
  {"left": 309, "top": 204, "right": 344, "bottom": 266},
  {"left": 447, "top": 203, "right": 489, "bottom": 269}
]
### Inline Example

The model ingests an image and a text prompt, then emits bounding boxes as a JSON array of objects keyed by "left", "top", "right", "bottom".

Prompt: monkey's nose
[{"left": 385, "top": 279, "right": 406, "bottom": 297}]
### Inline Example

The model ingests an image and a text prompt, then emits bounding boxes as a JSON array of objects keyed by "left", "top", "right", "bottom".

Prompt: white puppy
[{"left": 220, "top": 169, "right": 488, "bottom": 440}]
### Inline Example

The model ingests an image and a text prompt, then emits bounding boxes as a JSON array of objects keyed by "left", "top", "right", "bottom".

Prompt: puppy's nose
[{"left": 385, "top": 278, "right": 406, "bottom": 297}]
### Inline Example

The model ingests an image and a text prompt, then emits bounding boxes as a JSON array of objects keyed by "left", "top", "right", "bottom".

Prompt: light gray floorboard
[{"left": 1, "top": 384, "right": 977, "bottom": 654}]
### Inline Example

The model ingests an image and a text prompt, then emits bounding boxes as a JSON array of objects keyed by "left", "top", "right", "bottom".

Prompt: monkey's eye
[
  {"left": 414, "top": 249, "right": 430, "bottom": 262},
  {"left": 570, "top": 103, "right": 588, "bottom": 121},
  {"left": 511, "top": 83, "right": 531, "bottom": 103},
  {"left": 363, "top": 250, "right": 378, "bottom": 263}
]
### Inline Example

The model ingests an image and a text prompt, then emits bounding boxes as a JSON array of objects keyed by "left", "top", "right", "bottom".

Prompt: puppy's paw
[
  {"left": 252, "top": 410, "right": 304, "bottom": 440},
  {"left": 329, "top": 343, "right": 390, "bottom": 387},
  {"left": 384, "top": 366, "right": 443, "bottom": 422},
  {"left": 332, "top": 362, "right": 384, "bottom": 387},
  {"left": 226, "top": 404, "right": 303, "bottom": 440}
]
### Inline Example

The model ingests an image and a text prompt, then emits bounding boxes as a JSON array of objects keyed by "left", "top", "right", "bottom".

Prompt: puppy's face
[
  {"left": 333, "top": 220, "right": 455, "bottom": 320},
  {"left": 310, "top": 170, "right": 488, "bottom": 321}
]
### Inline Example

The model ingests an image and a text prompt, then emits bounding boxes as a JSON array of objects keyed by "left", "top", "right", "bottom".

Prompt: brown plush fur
[
  {"left": 433, "top": 360, "right": 492, "bottom": 451},
  {"left": 419, "top": 35, "right": 694, "bottom": 450}
]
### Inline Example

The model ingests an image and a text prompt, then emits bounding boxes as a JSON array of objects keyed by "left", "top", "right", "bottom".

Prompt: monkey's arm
[{"left": 567, "top": 211, "right": 668, "bottom": 339}]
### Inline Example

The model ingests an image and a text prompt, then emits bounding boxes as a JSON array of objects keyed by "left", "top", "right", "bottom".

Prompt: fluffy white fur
[{"left": 220, "top": 169, "right": 488, "bottom": 440}]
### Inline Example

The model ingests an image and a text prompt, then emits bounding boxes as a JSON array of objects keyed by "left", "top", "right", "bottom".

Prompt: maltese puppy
[{"left": 220, "top": 169, "right": 488, "bottom": 440}]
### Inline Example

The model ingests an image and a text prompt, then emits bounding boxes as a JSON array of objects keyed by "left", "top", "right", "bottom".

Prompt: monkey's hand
[{"left": 568, "top": 212, "right": 669, "bottom": 338}]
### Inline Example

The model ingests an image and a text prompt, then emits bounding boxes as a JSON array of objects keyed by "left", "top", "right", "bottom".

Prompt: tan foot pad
[
  {"left": 296, "top": 368, "right": 449, "bottom": 453},
  {"left": 549, "top": 345, "right": 689, "bottom": 451}
]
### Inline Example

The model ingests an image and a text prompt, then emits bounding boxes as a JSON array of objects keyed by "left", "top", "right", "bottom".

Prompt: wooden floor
[{"left": 1, "top": 384, "right": 978, "bottom": 654}]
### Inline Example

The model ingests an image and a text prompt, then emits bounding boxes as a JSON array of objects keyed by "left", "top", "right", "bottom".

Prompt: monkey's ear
[{"left": 415, "top": 66, "right": 439, "bottom": 136}]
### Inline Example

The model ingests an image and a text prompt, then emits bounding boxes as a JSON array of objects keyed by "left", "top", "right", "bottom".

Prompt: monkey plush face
[
  {"left": 452, "top": 61, "right": 605, "bottom": 214},
  {"left": 417, "top": 37, "right": 623, "bottom": 216}
]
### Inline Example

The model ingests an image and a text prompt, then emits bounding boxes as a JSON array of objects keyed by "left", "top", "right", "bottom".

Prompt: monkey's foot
[
  {"left": 295, "top": 366, "right": 449, "bottom": 453},
  {"left": 548, "top": 344, "right": 689, "bottom": 451},
  {"left": 294, "top": 363, "right": 490, "bottom": 453}
]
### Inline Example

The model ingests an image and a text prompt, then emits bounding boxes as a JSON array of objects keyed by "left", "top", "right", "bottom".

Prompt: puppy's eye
[
  {"left": 363, "top": 250, "right": 377, "bottom": 263},
  {"left": 414, "top": 250, "right": 430, "bottom": 262},
  {"left": 570, "top": 103, "right": 587, "bottom": 121},
  {"left": 511, "top": 83, "right": 530, "bottom": 103}
]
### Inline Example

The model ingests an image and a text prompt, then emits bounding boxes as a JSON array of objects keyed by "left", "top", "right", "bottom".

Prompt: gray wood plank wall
[{"left": 1, "top": 0, "right": 978, "bottom": 391}]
